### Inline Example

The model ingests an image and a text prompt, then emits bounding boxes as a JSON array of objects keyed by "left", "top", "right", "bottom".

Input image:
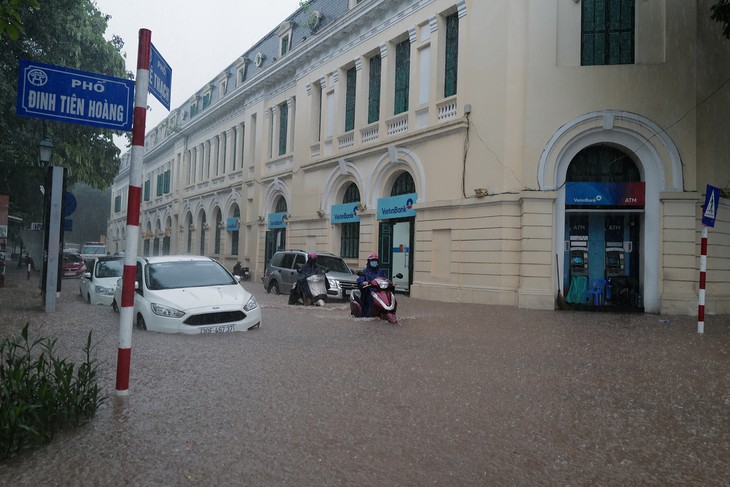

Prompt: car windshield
[
  {"left": 82, "top": 245, "right": 105, "bottom": 254},
  {"left": 95, "top": 259, "right": 123, "bottom": 278},
  {"left": 316, "top": 255, "right": 351, "bottom": 273},
  {"left": 145, "top": 261, "right": 236, "bottom": 290},
  {"left": 63, "top": 253, "right": 82, "bottom": 264}
]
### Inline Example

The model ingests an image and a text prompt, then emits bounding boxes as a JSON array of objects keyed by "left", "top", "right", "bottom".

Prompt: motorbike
[
  {"left": 350, "top": 272, "right": 403, "bottom": 324},
  {"left": 289, "top": 273, "right": 328, "bottom": 306},
  {"left": 232, "top": 262, "right": 250, "bottom": 281}
]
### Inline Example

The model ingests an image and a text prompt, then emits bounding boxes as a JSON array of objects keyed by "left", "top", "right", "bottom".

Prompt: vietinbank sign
[
  {"left": 377, "top": 193, "right": 417, "bottom": 220},
  {"left": 268, "top": 212, "right": 287, "bottom": 229},
  {"left": 566, "top": 182, "right": 645, "bottom": 207},
  {"left": 16, "top": 60, "right": 134, "bottom": 131},
  {"left": 331, "top": 203, "right": 361, "bottom": 224}
]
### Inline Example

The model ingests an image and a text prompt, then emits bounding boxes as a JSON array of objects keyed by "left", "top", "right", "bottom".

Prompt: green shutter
[
  {"left": 144, "top": 180, "right": 150, "bottom": 201},
  {"left": 164, "top": 170, "right": 171, "bottom": 193},
  {"left": 394, "top": 40, "right": 410, "bottom": 115},
  {"left": 345, "top": 67, "right": 356, "bottom": 132},
  {"left": 156, "top": 174, "right": 163, "bottom": 196},
  {"left": 444, "top": 12, "right": 459, "bottom": 98},
  {"left": 279, "top": 102, "right": 288, "bottom": 156},
  {"left": 368, "top": 55, "right": 381, "bottom": 124}
]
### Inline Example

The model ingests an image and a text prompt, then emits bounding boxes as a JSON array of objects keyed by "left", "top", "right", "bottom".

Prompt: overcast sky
[{"left": 94, "top": 0, "right": 301, "bottom": 148}]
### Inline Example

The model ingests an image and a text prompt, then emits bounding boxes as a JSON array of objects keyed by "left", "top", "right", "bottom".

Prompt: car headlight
[
  {"left": 151, "top": 303, "right": 185, "bottom": 318},
  {"left": 95, "top": 285, "right": 115, "bottom": 295},
  {"left": 328, "top": 278, "right": 340, "bottom": 289},
  {"left": 243, "top": 295, "right": 259, "bottom": 312}
]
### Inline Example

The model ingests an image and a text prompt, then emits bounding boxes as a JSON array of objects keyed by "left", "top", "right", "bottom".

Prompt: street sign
[
  {"left": 702, "top": 184, "right": 721, "bottom": 228},
  {"left": 149, "top": 44, "right": 172, "bottom": 110},
  {"left": 16, "top": 60, "right": 135, "bottom": 131},
  {"left": 64, "top": 191, "right": 77, "bottom": 217},
  {"left": 31, "top": 222, "right": 43, "bottom": 230}
]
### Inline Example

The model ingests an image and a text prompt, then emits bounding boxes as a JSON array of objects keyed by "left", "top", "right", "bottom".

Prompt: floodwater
[{"left": 0, "top": 266, "right": 729, "bottom": 486}]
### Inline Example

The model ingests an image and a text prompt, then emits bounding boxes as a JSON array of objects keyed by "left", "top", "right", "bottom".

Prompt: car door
[{"left": 79, "top": 259, "right": 95, "bottom": 298}]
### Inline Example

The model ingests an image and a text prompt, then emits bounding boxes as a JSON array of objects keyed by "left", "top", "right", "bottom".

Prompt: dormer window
[
  {"left": 202, "top": 84, "right": 214, "bottom": 109},
  {"left": 235, "top": 57, "right": 249, "bottom": 86},
  {"left": 277, "top": 21, "right": 293, "bottom": 57},
  {"left": 217, "top": 73, "right": 229, "bottom": 98}
]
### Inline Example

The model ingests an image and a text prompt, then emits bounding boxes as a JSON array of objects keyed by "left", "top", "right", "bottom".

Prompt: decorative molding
[{"left": 408, "top": 27, "right": 417, "bottom": 44}]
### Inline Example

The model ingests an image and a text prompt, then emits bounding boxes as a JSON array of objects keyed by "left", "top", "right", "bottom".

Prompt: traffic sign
[
  {"left": 149, "top": 44, "right": 172, "bottom": 110},
  {"left": 16, "top": 60, "right": 135, "bottom": 131},
  {"left": 64, "top": 191, "right": 77, "bottom": 217},
  {"left": 702, "top": 184, "right": 720, "bottom": 227}
]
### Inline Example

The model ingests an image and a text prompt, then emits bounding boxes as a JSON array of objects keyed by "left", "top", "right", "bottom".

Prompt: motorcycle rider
[
  {"left": 289, "top": 252, "right": 329, "bottom": 305},
  {"left": 357, "top": 252, "right": 387, "bottom": 317}
]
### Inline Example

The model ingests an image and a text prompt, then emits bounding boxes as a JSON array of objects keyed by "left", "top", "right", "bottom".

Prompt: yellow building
[{"left": 109, "top": 0, "right": 730, "bottom": 315}]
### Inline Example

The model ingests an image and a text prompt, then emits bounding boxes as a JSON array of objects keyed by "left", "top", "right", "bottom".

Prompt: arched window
[
  {"left": 567, "top": 145, "right": 640, "bottom": 183},
  {"left": 214, "top": 209, "right": 222, "bottom": 254},
  {"left": 391, "top": 172, "right": 416, "bottom": 196},
  {"left": 275, "top": 197, "right": 287, "bottom": 213},
  {"left": 200, "top": 213, "right": 207, "bottom": 256},
  {"left": 231, "top": 206, "right": 240, "bottom": 256},
  {"left": 341, "top": 183, "right": 360, "bottom": 259}
]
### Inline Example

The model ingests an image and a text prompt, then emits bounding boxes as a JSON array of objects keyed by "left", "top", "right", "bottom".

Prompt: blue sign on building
[
  {"left": 226, "top": 217, "right": 240, "bottom": 232},
  {"left": 16, "top": 60, "right": 135, "bottom": 131},
  {"left": 268, "top": 212, "right": 287, "bottom": 229},
  {"left": 149, "top": 44, "right": 172, "bottom": 110},
  {"left": 331, "top": 203, "right": 361, "bottom": 224},
  {"left": 377, "top": 193, "right": 417, "bottom": 220}
]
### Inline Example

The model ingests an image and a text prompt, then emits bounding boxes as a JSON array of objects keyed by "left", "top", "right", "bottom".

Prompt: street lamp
[{"left": 38, "top": 136, "right": 54, "bottom": 165}]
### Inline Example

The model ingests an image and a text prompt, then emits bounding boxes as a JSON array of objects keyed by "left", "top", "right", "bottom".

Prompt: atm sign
[{"left": 566, "top": 182, "right": 645, "bottom": 207}]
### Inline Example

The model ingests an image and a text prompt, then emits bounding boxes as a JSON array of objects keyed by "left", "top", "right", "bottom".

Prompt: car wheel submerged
[
  {"left": 269, "top": 281, "right": 281, "bottom": 295},
  {"left": 136, "top": 315, "right": 147, "bottom": 330},
  {"left": 112, "top": 299, "right": 119, "bottom": 313},
  {"left": 87, "top": 293, "right": 91, "bottom": 304}
]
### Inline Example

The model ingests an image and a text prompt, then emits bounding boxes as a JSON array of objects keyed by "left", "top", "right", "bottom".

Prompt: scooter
[
  {"left": 350, "top": 273, "right": 403, "bottom": 324},
  {"left": 289, "top": 273, "right": 328, "bottom": 306},
  {"left": 232, "top": 262, "right": 250, "bottom": 281}
]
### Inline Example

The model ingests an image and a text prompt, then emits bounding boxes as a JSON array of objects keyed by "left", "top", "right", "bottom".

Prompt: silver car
[{"left": 262, "top": 250, "right": 358, "bottom": 299}]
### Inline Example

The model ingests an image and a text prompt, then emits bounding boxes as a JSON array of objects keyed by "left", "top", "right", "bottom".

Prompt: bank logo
[
  {"left": 406, "top": 198, "right": 414, "bottom": 209},
  {"left": 353, "top": 205, "right": 359, "bottom": 215},
  {"left": 27, "top": 68, "right": 48, "bottom": 87}
]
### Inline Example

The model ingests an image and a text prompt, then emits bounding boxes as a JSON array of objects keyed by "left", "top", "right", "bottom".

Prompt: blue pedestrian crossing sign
[{"left": 702, "top": 184, "right": 721, "bottom": 227}]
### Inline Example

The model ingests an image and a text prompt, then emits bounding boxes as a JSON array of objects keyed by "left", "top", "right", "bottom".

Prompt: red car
[{"left": 62, "top": 252, "right": 87, "bottom": 278}]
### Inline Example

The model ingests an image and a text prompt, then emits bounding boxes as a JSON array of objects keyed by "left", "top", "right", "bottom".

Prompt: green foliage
[
  {"left": 0, "top": 324, "right": 105, "bottom": 460},
  {"left": 711, "top": 0, "right": 730, "bottom": 39},
  {"left": 0, "top": 0, "right": 40, "bottom": 40},
  {"left": 0, "top": 0, "right": 128, "bottom": 223}
]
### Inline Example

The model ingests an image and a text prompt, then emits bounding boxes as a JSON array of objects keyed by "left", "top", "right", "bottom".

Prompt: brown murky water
[{"left": 1, "top": 266, "right": 728, "bottom": 485}]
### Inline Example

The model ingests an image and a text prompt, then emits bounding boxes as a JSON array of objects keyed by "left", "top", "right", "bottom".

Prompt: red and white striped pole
[
  {"left": 697, "top": 225, "right": 708, "bottom": 334},
  {"left": 116, "top": 28, "right": 151, "bottom": 394}
]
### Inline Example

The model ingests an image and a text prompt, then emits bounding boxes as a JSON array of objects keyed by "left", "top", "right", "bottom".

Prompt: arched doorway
[
  {"left": 264, "top": 197, "right": 287, "bottom": 270},
  {"left": 378, "top": 171, "right": 416, "bottom": 294},
  {"left": 563, "top": 145, "right": 644, "bottom": 310}
]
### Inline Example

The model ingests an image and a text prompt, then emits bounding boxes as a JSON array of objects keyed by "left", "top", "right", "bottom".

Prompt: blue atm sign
[{"left": 16, "top": 60, "right": 134, "bottom": 131}]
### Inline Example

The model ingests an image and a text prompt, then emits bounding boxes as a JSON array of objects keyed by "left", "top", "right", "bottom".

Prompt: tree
[
  {"left": 0, "top": 0, "right": 128, "bottom": 223},
  {"left": 0, "top": 0, "right": 39, "bottom": 40},
  {"left": 712, "top": 0, "right": 730, "bottom": 39}
]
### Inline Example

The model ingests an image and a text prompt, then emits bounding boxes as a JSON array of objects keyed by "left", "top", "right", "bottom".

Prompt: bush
[{"left": 0, "top": 324, "right": 105, "bottom": 460}]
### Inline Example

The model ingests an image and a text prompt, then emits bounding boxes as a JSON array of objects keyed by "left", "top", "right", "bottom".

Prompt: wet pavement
[{"left": 0, "top": 264, "right": 728, "bottom": 486}]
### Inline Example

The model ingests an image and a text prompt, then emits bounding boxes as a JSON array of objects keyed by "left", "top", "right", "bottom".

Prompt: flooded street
[{"left": 1, "top": 267, "right": 729, "bottom": 486}]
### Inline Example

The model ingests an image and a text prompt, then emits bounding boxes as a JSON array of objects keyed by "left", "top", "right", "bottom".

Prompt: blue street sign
[
  {"left": 63, "top": 191, "right": 77, "bottom": 217},
  {"left": 702, "top": 184, "right": 721, "bottom": 227},
  {"left": 16, "top": 60, "right": 134, "bottom": 131},
  {"left": 149, "top": 44, "right": 172, "bottom": 110},
  {"left": 64, "top": 219, "right": 73, "bottom": 232}
]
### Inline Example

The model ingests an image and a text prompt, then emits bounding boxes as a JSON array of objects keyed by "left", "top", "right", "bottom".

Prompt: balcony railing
[
  {"left": 360, "top": 123, "right": 379, "bottom": 143},
  {"left": 437, "top": 98, "right": 458, "bottom": 121},
  {"left": 338, "top": 132, "right": 354, "bottom": 150},
  {"left": 386, "top": 113, "right": 409, "bottom": 136}
]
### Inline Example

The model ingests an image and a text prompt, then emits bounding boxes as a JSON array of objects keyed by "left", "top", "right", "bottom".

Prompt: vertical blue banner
[{"left": 149, "top": 44, "right": 172, "bottom": 110}]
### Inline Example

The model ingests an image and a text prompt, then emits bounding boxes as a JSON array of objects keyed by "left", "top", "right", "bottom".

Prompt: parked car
[
  {"left": 80, "top": 241, "right": 107, "bottom": 262},
  {"left": 80, "top": 256, "right": 124, "bottom": 305},
  {"left": 61, "top": 252, "right": 86, "bottom": 278},
  {"left": 262, "top": 249, "right": 358, "bottom": 300},
  {"left": 113, "top": 255, "right": 261, "bottom": 334}
]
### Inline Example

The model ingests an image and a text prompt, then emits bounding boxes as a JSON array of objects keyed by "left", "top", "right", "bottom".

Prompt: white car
[
  {"left": 113, "top": 255, "right": 261, "bottom": 334},
  {"left": 80, "top": 256, "right": 124, "bottom": 305}
]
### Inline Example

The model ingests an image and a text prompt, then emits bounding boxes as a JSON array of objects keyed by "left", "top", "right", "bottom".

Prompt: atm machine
[{"left": 565, "top": 216, "right": 589, "bottom": 303}]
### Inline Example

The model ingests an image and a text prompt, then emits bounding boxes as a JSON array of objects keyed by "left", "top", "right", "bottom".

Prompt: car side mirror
[
  {"left": 356, "top": 270, "right": 365, "bottom": 276},
  {"left": 295, "top": 263, "right": 303, "bottom": 271},
  {"left": 395, "top": 273, "right": 404, "bottom": 279},
  {"left": 234, "top": 275, "right": 241, "bottom": 282}
]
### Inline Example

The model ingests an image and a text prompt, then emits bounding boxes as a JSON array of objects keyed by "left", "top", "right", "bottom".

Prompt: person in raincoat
[
  {"left": 356, "top": 252, "right": 387, "bottom": 317},
  {"left": 289, "top": 252, "right": 329, "bottom": 305}
]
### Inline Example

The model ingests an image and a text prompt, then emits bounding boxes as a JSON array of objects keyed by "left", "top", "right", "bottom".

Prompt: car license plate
[
  {"left": 200, "top": 324, "right": 235, "bottom": 334},
  {"left": 64, "top": 272, "right": 75, "bottom": 276}
]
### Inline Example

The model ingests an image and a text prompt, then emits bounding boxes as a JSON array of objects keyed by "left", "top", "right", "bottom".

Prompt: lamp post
[
  {"left": 38, "top": 135, "right": 64, "bottom": 312},
  {"left": 38, "top": 136, "right": 54, "bottom": 166}
]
